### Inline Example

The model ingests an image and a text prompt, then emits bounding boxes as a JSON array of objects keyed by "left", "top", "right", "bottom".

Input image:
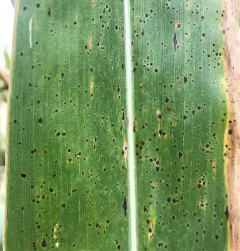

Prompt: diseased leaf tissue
[{"left": 5, "top": 0, "right": 236, "bottom": 251}]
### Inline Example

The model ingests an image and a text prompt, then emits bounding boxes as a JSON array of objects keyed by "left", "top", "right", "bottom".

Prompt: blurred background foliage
[{"left": 0, "top": 0, "right": 14, "bottom": 250}]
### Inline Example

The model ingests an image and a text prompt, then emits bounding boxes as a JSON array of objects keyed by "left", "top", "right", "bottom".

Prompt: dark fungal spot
[
  {"left": 183, "top": 115, "right": 187, "bottom": 120},
  {"left": 42, "top": 238, "right": 47, "bottom": 247},
  {"left": 47, "top": 7, "right": 51, "bottom": 17},
  {"left": 49, "top": 188, "right": 54, "bottom": 192},
  {"left": 36, "top": 3, "right": 40, "bottom": 8},
  {"left": 178, "top": 152, "right": 183, "bottom": 158},
  {"left": 225, "top": 206, "right": 229, "bottom": 219},
  {"left": 173, "top": 33, "right": 178, "bottom": 51},
  {"left": 228, "top": 129, "right": 233, "bottom": 135},
  {"left": 74, "top": 21, "right": 77, "bottom": 25},
  {"left": 23, "top": 6, "right": 27, "bottom": 10},
  {"left": 165, "top": 96, "right": 169, "bottom": 103},
  {"left": 123, "top": 197, "right": 127, "bottom": 217},
  {"left": 155, "top": 68, "right": 159, "bottom": 73},
  {"left": 62, "top": 204, "right": 66, "bottom": 208},
  {"left": 38, "top": 118, "right": 43, "bottom": 124},
  {"left": 13, "top": 119, "right": 17, "bottom": 124},
  {"left": 21, "top": 173, "right": 26, "bottom": 178},
  {"left": 184, "top": 76, "right": 188, "bottom": 83},
  {"left": 215, "top": 235, "right": 219, "bottom": 240}
]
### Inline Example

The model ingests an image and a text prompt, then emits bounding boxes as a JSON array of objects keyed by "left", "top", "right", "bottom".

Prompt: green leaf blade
[
  {"left": 132, "top": 1, "right": 228, "bottom": 250},
  {"left": 6, "top": 1, "right": 129, "bottom": 250}
]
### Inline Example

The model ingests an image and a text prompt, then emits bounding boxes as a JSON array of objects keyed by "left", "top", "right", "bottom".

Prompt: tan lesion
[
  {"left": 212, "top": 159, "right": 217, "bottom": 172},
  {"left": 147, "top": 219, "right": 156, "bottom": 244},
  {"left": 89, "top": 37, "right": 93, "bottom": 50},
  {"left": 90, "top": 78, "right": 94, "bottom": 97}
]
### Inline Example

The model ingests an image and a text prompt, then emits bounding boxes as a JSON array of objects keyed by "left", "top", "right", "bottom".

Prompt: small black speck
[
  {"left": 184, "top": 76, "right": 188, "bottom": 83},
  {"left": 123, "top": 197, "right": 127, "bottom": 217},
  {"left": 215, "top": 235, "right": 219, "bottom": 240},
  {"left": 74, "top": 21, "right": 77, "bottom": 25},
  {"left": 225, "top": 206, "right": 229, "bottom": 219},
  {"left": 36, "top": 3, "right": 40, "bottom": 8},
  {"left": 62, "top": 204, "right": 66, "bottom": 208},
  {"left": 165, "top": 97, "right": 169, "bottom": 103},
  {"left": 21, "top": 173, "right": 26, "bottom": 178},
  {"left": 47, "top": 8, "right": 51, "bottom": 17},
  {"left": 38, "top": 118, "right": 43, "bottom": 124},
  {"left": 228, "top": 129, "right": 233, "bottom": 135},
  {"left": 178, "top": 152, "right": 183, "bottom": 158}
]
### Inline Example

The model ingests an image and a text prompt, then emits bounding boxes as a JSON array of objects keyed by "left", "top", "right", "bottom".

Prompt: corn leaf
[{"left": 5, "top": 0, "right": 240, "bottom": 251}]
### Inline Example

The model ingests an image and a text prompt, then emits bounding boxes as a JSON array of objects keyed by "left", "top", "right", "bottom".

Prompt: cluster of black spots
[
  {"left": 31, "top": 149, "right": 37, "bottom": 154},
  {"left": 114, "top": 239, "right": 121, "bottom": 250},
  {"left": 44, "top": 75, "right": 51, "bottom": 81},
  {"left": 158, "top": 242, "right": 168, "bottom": 248},
  {"left": 56, "top": 131, "right": 66, "bottom": 137}
]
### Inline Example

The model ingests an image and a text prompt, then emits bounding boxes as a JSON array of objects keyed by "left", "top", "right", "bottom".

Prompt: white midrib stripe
[{"left": 124, "top": 1, "right": 137, "bottom": 251}]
